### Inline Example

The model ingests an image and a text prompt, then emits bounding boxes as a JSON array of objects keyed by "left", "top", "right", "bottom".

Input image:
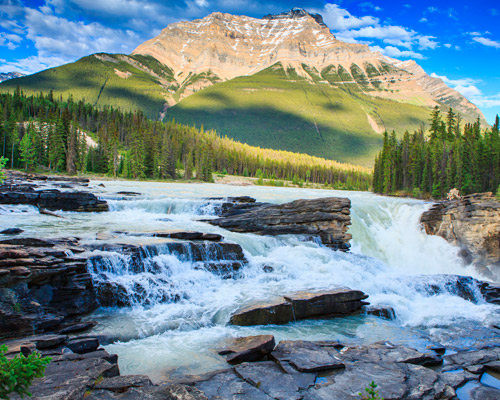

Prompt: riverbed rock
[
  {"left": 0, "top": 188, "right": 109, "bottom": 212},
  {"left": 364, "top": 305, "right": 396, "bottom": 320},
  {"left": 229, "top": 289, "right": 368, "bottom": 326},
  {"left": 271, "top": 340, "right": 345, "bottom": 372},
  {"left": 219, "top": 335, "right": 276, "bottom": 364},
  {"left": 420, "top": 193, "right": 500, "bottom": 277},
  {"left": 0, "top": 228, "right": 24, "bottom": 235},
  {"left": 207, "top": 197, "right": 352, "bottom": 251},
  {"left": 0, "top": 239, "right": 98, "bottom": 339}
]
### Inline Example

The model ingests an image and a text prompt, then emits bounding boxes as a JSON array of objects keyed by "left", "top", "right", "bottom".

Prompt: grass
[
  {"left": 0, "top": 53, "right": 170, "bottom": 118},
  {"left": 167, "top": 63, "right": 432, "bottom": 166}
]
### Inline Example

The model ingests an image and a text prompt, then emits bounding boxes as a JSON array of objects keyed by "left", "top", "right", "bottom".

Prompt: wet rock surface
[
  {"left": 420, "top": 193, "right": 500, "bottom": 278},
  {"left": 0, "top": 238, "right": 98, "bottom": 339},
  {"left": 0, "top": 170, "right": 107, "bottom": 212},
  {"left": 229, "top": 289, "right": 368, "bottom": 326},
  {"left": 219, "top": 335, "right": 276, "bottom": 365},
  {"left": 207, "top": 196, "right": 352, "bottom": 251}
]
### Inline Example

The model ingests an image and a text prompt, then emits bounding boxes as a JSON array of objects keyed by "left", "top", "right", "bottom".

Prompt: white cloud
[
  {"left": 427, "top": 6, "right": 438, "bottom": 13},
  {"left": 370, "top": 45, "right": 425, "bottom": 59},
  {"left": 472, "top": 36, "right": 500, "bottom": 49},
  {"left": 320, "top": 3, "right": 379, "bottom": 31},
  {"left": 418, "top": 35, "right": 438, "bottom": 50},
  {"left": 419, "top": 17, "right": 427, "bottom": 23},
  {"left": 0, "top": 55, "right": 70, "bottom": 75},
  {"left": 359, "top": 2, "right": 382, "bottom": 12},
  {"left": 444, "top": 43, "right": 451, "bottom": 48}
]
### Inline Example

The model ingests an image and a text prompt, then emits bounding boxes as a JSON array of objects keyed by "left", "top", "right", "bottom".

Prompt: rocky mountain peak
[
  {"left": 263, "top": 8, "right": 328, "bottom": 28},
  {"left": 132, "top": 10, "right": 486, "bottom": 124}
]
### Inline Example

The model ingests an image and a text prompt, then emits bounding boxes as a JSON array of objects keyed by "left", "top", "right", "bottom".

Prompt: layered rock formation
[
  {"left": 207, "top": 196, "right": 352, "bottom": 251},
  {"left": 420, "top": 193, "right": 500, "bottom": 279},
  {"left": 229, "top": 289, "right": 368, "bottom": 326},
  {"left": 0, "top": 238, "right": 97, "bottom": 339}
]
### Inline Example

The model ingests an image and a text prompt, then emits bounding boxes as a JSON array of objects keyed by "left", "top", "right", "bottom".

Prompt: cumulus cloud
[
  {"left": 359, "top": 2, "right": 381, "bottom": 12},
  {"left": 320, "top": 3, "right": 379, "bottom": 31},
  {"left": 472, "top": 36, "right": 500, "bottom": 49},
  {"left": 370, "top": 45, "right": 424, "bottom": 60}
]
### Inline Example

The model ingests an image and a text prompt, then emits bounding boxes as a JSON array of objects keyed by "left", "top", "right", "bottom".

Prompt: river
[{"left": 2, "top": 180, "right": 499, "bottom": 383}]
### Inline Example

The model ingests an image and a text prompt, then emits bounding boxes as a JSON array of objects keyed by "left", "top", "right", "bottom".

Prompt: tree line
[
  {"left": 373, "top": 106, "right": 500, "bottom": 198},
  {"left": 0, "top": 89, "right": 371, "bottom": 190}
]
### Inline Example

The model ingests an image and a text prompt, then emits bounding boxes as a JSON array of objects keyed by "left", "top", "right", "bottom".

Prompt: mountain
[
  {"left": 0, "top": 72, "right": 24, "bottom": 83},
  {"left": 0, "top": 8, "right": 487, "bottom": 165}
]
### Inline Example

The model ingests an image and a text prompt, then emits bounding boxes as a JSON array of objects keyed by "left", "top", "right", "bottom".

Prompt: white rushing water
[{"left": 2, "top": 180, "right": 498, "bottom": 382}]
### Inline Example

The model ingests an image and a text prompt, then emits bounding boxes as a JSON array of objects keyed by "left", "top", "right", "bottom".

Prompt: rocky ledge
[
  {"left": 230, "top": 289, "right": 369, "bottom": 326},
  {"left": 0, "top": 171, "right": 108, "bottom": 212},
  {"left": 0, "top": 238, "right": 97, "bottom": 339},
  {"left": 420, "top": 193, "right": 500, "bottom": 278},
  {"left": 207, "top": 197, "right": 352, "bottom": 251}
]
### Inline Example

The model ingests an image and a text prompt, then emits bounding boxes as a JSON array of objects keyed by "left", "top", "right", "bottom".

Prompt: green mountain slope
[
  {"left": 0, "top": 53, "right": 174, "bottom": 118},
  {"left": 167, "top": 63, "right": 432, "bottom": 166}
]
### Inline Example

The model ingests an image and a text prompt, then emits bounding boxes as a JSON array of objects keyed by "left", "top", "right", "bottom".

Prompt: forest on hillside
[
  {"left": 373, "top": 106, "right": 500, "bottom": 198},
  {"left": 0, "top": 89, "right": 371, "bottom": 190}
]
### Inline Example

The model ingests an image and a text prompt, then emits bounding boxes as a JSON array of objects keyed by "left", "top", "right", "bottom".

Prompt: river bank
[{"left": 1, "top": 174, "right": 500, "bottom": 399}]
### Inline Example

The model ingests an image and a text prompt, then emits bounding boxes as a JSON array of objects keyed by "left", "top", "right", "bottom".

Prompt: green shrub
[
  {"left": 0, "top": 345, "right": 51, "bottom": 399},
  {"left": 359, "top": 381, "right": 383, "bottom": 400},
  {"left": 496, "top": 185, "right": 500, "bottom": 200},
  {"left": 0, "top": 157, "right": 7, "bottom": 184}
]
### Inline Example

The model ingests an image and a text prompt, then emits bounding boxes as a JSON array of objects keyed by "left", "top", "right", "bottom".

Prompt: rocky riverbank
[
  {"left": 420, "top": 192, "right": 500, "bottom": 280},
  {"left": 4, "top": 330, "right": 500, "bottom": 399}
]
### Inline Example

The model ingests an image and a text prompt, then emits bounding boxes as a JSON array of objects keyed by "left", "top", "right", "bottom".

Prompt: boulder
[
  {"left": 271, "top": 340, "right": 345, "bottom": 372},
  {"left": 207, "top": 197, "right": 352, "bottom": 251},
  {"left": 0, "top": 228, "right": 23, "bottom": 235},
  {"left": 0, "top": 189, "right": 108, "bottom": 212},
  {"left": 365, "top": 305, "right": 396, "bottom": 320},
  {"left": 66, "top": 337, "right": 100, "bottom": 354},
  {"left": 420, "top": 193, "right": 500, "bottom": 276},
  {"left": 229, "top": 289, "right": 368, "bottom": 326},
  {"left": 219, "top": 335, "right": 276, "bottom": 364}
]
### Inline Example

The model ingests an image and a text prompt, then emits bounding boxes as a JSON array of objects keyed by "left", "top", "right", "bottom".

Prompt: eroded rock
[
  {"left": 207, "top": 197, "right": 352, "bottom": 251},
  {"left": 219, "top": 335, "right": 276, "bottom": 365}
]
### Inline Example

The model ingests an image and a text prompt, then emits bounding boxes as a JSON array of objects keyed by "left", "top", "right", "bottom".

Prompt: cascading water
[{"left": 3, "top": 180, "right": 497, "bottom": 382}]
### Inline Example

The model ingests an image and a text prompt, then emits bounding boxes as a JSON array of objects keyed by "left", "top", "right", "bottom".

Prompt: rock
[
  {"left": 18, "top": 350, "right": 119, "bottom": 400},
  {"left": 229, "top": 299, "right": 293, "bottom": 326},
  {"left": 234, "top": 361, "right": 315, "bottom": 400},
  {"left": 66, "top": 337, "right": 100, "bottom": 354},
  {"left": 229, "top": 289, "right": 368, "bottom": 326},
  {"left": 94, "top": 375, "right": 153, "bottom": 391},
  {"left": 284, "top": 289, "right": 368, "bottom": 319},
  {"left": 341, "top": 342, "right": 443, "bottom": 367},
  {"left": 116, "top": 191, "right": 141, "bottom": 196},
  {"left": 0, "top": 188, "right": 108, "bottom": 212},
  {"left": 0, "top": 228, "right": 24, "bottom": 235},
  {"left": 154, "top": 231, "right": 223, "bottom": 242},
  {"left": 444, "top": 347, "right": 500, "bottom": 368},
  {"left": 219, "top": 335, "right": 275, "bottom": 364},
  {"left": 31, "top": 334, "right": 68, "bottom": 349},
  {"left": 0, "top": 239, "right": 98, "bottom": 340},
  {"left": 420, "top": 193, "right": 500, "bottom": 276},
  {"left": 59, "top": 321, "right": 97, "bottom": 334},
  {"left": 271, "top": 340, "right": 345, "bottom": 372},
  {"left": 365, "top": 305, "right": 396, "bottom": 320},
  {"left": 195, "top": 370, "right": 273, "bottom": 400},
  {"left": 207, "top": 197, "right": 352, "bottom": 251}
]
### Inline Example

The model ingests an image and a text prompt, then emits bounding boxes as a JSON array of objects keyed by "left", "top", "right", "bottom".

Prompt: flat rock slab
[
  {"left": 271, "top": 340, "right": 345, "bottom": 372},
  {"left": 229, "top": 289, "right": 368, "bottom": 326},
  {"left": 234, "top": 361, "right": 315, "bottom": 400},
  {"left": 195, "top": 370, "right": 273, "bottom": 400},
  {"left": 341, "top": 342, "right": 443, "bottom": 367},
  {"left": 207, "top": 197, "right": 352, "bottom": 250},
  {"left": 18, "top": 351, "right": 119, "bottom": 400},
  {"left": 219, "top": 335, "right": 276, "bottom": 364}
]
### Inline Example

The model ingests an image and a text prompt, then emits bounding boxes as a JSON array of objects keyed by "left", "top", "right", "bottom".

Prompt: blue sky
[{"left": 0, "top": 0, "right": 499, "bottom": 123}]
